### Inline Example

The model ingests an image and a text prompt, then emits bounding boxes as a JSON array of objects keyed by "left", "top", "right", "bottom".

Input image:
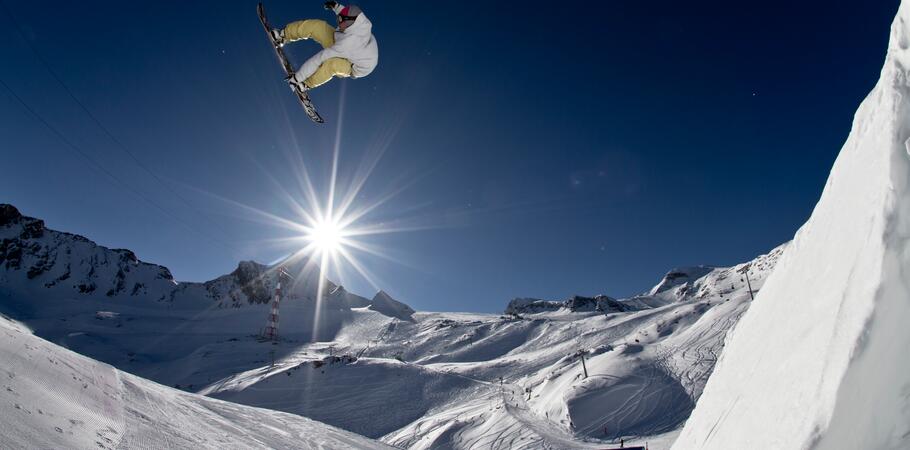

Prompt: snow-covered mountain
[
  {"left": 194, "top": 244, "right": 785, "bottom": 448},
  {"left": 505, "top": 294, "right": 633, "bottom": 315},
  {"left": 0, "top": 203, "right": 401, "bottom": 311},
  {"left": 0, "top": 204, "right": 177, "bottom": 300},
  {"left": 0, "top": 312, "right": 394, "bottom": 449},
  {"left": 0, "top": 201, "right": 790, "bottom": 448},
  {"left": 370, "top": 289, "right": 416, "bottom": 321},
  {"left": 0, "top": 202, "right": 421, "bottom": 388},
  {"left": 647, "top": 266, "right": 714, "bottom": 297},
  {"left": 673, "top": 3, "right": 910, "bottom": 449}
]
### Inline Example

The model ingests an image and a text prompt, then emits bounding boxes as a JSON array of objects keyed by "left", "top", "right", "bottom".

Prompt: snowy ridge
[
  {"left": 0, "top": 203, "right": 405, "bottom": 313},
  {"left": 0, "top": 312, "right": 393, "bottom": 449},
  {"left": 369, "top": 290, "right": 415, "bottom": 321},
  {"left": 673, "top": 3, "right": 910, "bottom": 449},
  {"left": 648, "top": 266, "right": 714, "bottom": 297},
  {"left": 505, "top": 295, "right": 633, "bottom": 316},
  {"left": 0, "top": 204, "right": 410, "bottom": 311},
  {"left": 0, "top": 204, "right": 177, "bottom": 302}
]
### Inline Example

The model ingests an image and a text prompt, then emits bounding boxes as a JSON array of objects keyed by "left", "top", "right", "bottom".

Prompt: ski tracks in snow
[{"left": 501, "top": 382, "right": 599, "bottom": 449}]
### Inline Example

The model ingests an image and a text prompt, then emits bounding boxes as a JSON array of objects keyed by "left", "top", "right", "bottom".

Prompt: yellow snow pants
[{"left": 283, "top": 19, "right": 353, "bottom": 88}]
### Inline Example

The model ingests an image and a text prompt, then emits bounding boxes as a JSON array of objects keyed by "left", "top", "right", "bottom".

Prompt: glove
[{"left": 324, "top": 1, "right": 337, "bottom": 10}]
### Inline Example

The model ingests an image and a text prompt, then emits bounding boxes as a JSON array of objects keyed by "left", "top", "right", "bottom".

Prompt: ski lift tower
[
  {"left": 737, "top": 264, "right": 755, "bottom": 300},
  {"left": 261, "top": 266, "right": 292, "bottom": 342}
]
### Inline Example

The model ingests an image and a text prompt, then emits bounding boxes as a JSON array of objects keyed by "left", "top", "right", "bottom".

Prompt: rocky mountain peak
[{"left": 0, "top": 204, "right": 23, "bottom": 225}]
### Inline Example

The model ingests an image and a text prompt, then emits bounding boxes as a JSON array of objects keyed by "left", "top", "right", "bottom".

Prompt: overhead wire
[
  {"left": 0, "top": 76, "right": 242, "bottom": 253},
  {"left": 0, "top": 1, "right": 245, "bottom": 255}
]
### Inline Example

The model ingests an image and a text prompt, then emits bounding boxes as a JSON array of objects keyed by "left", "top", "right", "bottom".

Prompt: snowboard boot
[
  {"left": 270, "top": 28, "right": 286, "bottom": 47},
  {"left": 286, "top": 73, "right": 309, "bottom": 96}
]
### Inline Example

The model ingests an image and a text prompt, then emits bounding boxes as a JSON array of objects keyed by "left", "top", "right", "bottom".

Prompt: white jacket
[{"left": 297, "top": 12, "right": 379, "bottom": 80}]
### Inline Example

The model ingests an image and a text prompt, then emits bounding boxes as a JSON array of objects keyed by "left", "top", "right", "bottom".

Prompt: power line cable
[
  {"left": 0, "top": 0, "right": 242, "bottom": 251},
  {"left": 0, "top": 76, "right": 241, "bottom": 254}
]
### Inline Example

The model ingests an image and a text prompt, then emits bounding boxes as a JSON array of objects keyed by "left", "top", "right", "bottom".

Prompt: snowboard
[{"left": 257, "top": 3, "right": 325, "bottom": 124}]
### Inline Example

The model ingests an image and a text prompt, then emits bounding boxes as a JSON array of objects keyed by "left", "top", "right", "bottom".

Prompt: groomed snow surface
[
  {"left": 673, "top": 2, "right": 910, "bottom": 449},
  {"left": 0, "top": 313, "right": 393, "bottom": 449}
]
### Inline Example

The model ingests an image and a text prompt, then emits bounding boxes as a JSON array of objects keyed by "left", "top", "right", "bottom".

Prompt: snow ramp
[{"left": 673, "top": 3, "right": 910, "bottom": 449}]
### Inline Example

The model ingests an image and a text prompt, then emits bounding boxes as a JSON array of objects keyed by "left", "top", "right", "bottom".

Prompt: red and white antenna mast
[{"left": 261, "top": 266, "right": 291, "bottom": 341}]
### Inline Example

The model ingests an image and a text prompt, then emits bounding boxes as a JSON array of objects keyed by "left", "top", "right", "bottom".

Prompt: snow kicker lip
[{"left": 566, "top": 366, "right": 694, "bottom": 440}]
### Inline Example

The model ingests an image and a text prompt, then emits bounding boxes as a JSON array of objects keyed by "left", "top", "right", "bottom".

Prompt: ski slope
[
  {"left": 0, "top": 312, "right": 392, "bottom": 450},
  {"left": 673, "top": 2, "right": 910, "bottom": 448},
  {"left": 1, "top": 201, "right": 788, "bottom": 448},
  {"left": 197, "top": 246, "right": 784, "bottom": 449}
]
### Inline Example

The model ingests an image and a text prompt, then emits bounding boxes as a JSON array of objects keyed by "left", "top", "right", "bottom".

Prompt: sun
[{"left": 307, "top": 217, "right": 345, "bottom": 255}]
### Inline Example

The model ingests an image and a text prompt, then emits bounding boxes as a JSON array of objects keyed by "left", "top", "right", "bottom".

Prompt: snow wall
[{"left": 673, "top": 3, "right": 910, "bottom": 449}]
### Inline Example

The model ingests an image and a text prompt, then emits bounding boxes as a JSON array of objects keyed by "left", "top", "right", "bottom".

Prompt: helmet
[{"left": 337, "top": 5, "right": 362, "bottom": 24}]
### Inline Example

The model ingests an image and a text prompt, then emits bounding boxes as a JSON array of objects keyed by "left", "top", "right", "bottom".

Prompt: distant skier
[{"left": 269, "top": 1, "right": 378, "bottom": 95}]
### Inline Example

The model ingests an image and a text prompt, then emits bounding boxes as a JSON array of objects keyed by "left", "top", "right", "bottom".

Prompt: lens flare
[
  {"left": 307, "top": 217, "right": 344, "bottom": 255},
  {"left": 182, "top": 84, "right": 444, "bottom": 342}
]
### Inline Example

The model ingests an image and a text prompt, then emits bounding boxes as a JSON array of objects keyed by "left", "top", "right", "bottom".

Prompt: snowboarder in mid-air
[{"left": 269, "top": 1, "right": 378, "bottom": 96}]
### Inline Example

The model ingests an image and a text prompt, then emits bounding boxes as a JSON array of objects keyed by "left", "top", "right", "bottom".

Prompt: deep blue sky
[{"left": 0, "top": 1, "right": 901, "bottom": 312}]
